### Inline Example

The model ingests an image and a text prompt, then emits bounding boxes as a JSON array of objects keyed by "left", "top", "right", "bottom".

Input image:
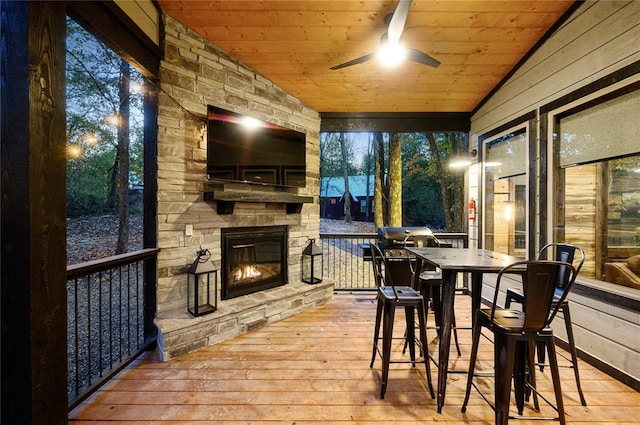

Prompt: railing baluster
[
  {"left": 87, "top": 273, "right": 92, "bottom": 387},
  {"left": 73, "top": 277, "right": 80, "bottom": 397},
  {"left": 126, "top": 263, "right": 131, "bottom": 356},
  {"left": 98, "top": 270, "right": 103, "bottom": 378},
  {"left": 108, "top": 267, "right": 114, "bottom": 371},
  {"left": 118, "top": 266, "right": 123, "bottom": 362},
  {"left": 67, "top": 248, "right": 159, "bottom": 410}
]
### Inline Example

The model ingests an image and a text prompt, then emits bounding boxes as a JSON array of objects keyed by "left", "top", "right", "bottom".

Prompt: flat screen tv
[{"left": 206, "top": 105, "right": 306, "bottom": 188}]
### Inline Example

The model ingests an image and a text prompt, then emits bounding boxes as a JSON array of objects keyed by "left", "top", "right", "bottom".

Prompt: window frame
[
  {"left": 544, "top": 73, "right": 640, "bottom": 287},
  {"left": 477, "top": 112, "right": 537, "bottom": 258}
]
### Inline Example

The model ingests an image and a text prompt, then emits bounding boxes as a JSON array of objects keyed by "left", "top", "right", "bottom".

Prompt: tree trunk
[
  {"left": 450, "top": 133, "right": 466, "bottom": 232},
  {"left": 107, "top": 156, "right": 118, "bottom": 210},
  {"left": 339, "top": 132, "right": 352, "bottom": 223},
  {"left": 116, "top": 59, "right": 130, "bottom": 254},
  {"left": 426, "top": 133, "right": 455, "bottom": 231},
  {"left": 365, "top": 134, "right": 373, "bottom": 222},
  {"left": 374, "top": 132, "right": 385, "bottom": 228},
  {"left": 388, "top": 133, "right": 402, "bottom": 226}
]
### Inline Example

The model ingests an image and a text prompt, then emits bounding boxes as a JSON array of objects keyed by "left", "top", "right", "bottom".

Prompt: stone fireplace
[
  {"left": 154, "top": 15, "right": 333, "bottom": 362},
  {"left": 221, "top": 225, "right": 287, "bottom": 299}
]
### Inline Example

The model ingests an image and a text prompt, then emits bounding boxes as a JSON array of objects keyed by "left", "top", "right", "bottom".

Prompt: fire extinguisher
[{"left": 469, "top": 199, "right": 476, "bottom": 221}]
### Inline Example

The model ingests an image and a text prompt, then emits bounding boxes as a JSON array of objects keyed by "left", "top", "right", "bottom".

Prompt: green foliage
[
  {"left": 319, "top": 131, "right": 466, "bottom": 230},
  {"left": 66, "top": 149, "right": 115, "bottom": 216},
  {"left": 66, "top": 18, "right": 144, "bottom": 216},
  {"left": 402, "top": 133, "right": 447, "bottom": 228},
  {"left": 320, "top": 132, "right": 362, "bottom": 177},
  {"left": 319, "top": 133, "right": 343, "bottom": 178}
]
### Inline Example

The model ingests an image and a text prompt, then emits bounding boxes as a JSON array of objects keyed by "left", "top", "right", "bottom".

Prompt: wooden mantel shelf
[{"left": 203, "top": 184, "right": 314, "bottom": 214}]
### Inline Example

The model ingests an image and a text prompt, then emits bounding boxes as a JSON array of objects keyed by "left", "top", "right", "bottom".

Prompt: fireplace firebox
[{"left": 221, "top": 226, "right": 288, "bottom": 300}]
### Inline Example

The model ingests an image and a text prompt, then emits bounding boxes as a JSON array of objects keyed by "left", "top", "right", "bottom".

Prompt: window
[
  {"left": 483, "top": 128, "right": 528, "bottom": 258},
  {"left": 550, "top": 84, "right": 640, "bottom": 286}
]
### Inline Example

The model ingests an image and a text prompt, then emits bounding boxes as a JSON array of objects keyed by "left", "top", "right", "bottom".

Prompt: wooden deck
[{"left": 69, "top": 293, "right": 639, "bottom": 424}]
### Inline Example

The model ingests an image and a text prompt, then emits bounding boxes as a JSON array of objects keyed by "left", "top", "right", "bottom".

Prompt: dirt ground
[
  {"left": 66, "top": 214, "right": 144, "bottom": 265},
  {"left": 319, "top": 218, "right": 376, "bottom": 233}
]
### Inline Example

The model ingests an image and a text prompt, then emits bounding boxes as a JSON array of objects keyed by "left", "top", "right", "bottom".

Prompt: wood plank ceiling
[{"left": 156, "top": 1, "right": 576, "bottom": 114}]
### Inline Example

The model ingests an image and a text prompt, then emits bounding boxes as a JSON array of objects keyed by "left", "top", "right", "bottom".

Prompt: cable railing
[
  {"left": 66, "top": 248, "right": 159, "bottom": 410},
  {"left": 320, "top": 232, "right": 468, "bottom": 291}
]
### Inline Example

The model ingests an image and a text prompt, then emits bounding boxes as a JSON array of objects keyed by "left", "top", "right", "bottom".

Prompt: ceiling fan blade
[
  {"left": 330, "top": 53, "right": 376, "bottom": 70},
  {"left": 387, "top": 0, "right": 412, "bottom": 44},
  {"left": 407, "top": 48, "right": 441, "bottom": 68}
]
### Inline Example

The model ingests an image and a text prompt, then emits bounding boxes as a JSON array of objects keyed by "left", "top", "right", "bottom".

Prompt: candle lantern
[
  {"left": 187, "top": 248, "right": 218, "bottom": 316},
  {"left": 302, "top": 238, "right": 323, "bottom": 284}
]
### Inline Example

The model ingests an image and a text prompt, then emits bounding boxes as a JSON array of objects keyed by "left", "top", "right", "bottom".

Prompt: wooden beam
[
  {"left": 67, "top": 1, "right": 161, "bottom": 78},
  {"left": 1, "top": 1, "right": 68, "bottom": 423},
  {"left": 320, "top": 112, "right": 470, "bottom": 132}
]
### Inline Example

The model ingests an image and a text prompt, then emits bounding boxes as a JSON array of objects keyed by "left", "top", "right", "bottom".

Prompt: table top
[{"left": 406, "top": 247, "right": 521, "bottom": 272}]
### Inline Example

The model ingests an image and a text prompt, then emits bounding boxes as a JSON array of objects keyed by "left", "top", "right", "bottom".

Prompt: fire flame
[{"left": 232, "top": 264, "right": 262, "bottom": 281}]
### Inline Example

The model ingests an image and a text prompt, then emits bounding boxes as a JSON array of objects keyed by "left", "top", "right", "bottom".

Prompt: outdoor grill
[
  {"left": 377, "top": 226, "right": 438, "bottom": 255},
  {"left": 362, "top": 226, "right": 439, "bottom": 286}
]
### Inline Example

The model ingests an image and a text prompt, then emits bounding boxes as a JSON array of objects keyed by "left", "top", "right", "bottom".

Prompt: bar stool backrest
[
  {"left": 370, "top": 243, "right": 401, "bottom": 302},
  {"left": 537, "top": 243, "right": 585, "bottom": 317},
  {"left": 492, "top": 260, "right": 577, "bottom": 332}
]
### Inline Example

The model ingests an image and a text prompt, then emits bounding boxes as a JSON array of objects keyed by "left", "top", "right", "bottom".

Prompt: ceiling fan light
[{"left": 377, "top": 42, "right": 406, "bottom": 68}]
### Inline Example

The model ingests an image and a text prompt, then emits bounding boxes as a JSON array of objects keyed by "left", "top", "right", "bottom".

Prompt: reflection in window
[
  {"left": 484, "top": 130, "right": 527, "bottom": 258},
  {"left": 561, "top": 158, "right": 640, "bottom": 283},
  {"left": 556, "top": 87, "right": 640, "bottom": 288}
]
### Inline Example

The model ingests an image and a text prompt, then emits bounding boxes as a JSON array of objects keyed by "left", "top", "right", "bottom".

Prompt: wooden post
[{"left": 1, "top": 1, "right": 68, "bottom": 423}]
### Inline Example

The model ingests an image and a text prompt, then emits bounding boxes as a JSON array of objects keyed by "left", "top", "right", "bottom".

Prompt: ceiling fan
[{"left": 330, "top": 0, "right": 440, "bottom": 70}]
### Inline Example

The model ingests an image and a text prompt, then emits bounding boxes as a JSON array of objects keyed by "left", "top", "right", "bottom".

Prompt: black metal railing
[
  {"left": 320, "top": 232, "right": 468, "bottom": 290},
  {"left": 66, "top": 248, "right": 159, "bottom": 410}
]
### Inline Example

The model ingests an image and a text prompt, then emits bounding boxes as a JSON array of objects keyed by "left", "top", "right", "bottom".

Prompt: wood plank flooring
[{"left": 69, "top": 293, "right": 639, "bottom": 424}]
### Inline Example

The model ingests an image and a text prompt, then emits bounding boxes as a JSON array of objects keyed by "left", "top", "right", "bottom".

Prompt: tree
[
  {"left": 339, "top": 133, "right": 352, "bottom": 223},
  {"left": 320, "top": 129, "right": 467, "bottom": 231},
  {"left": 423, "top": 132, "right": 467, "bottom": 232},
  {"left": 364, "top": 134, "right": 375, "bottom": 222},
  {"left": 319, "top": 132, "right": 343, "bottom": 218},
  {"left": 388, "top": 133, "right": 402, "bottom": 226},
  {"left": 116, "top": 59, "right": 131, "bottom": 254},
  {"left": 66, "top": 19, "right": 144, "bottom": 255},
  {"left": 403, "top": 133, "right": 446, "bottom": 228},
  {"left": 373, "top": 132, "right": 386, "bottom": 228}
]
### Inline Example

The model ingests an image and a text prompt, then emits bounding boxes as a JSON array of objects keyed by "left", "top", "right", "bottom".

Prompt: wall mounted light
[{"left": 449, "top": 148, "right": 478, "bottom": 169}]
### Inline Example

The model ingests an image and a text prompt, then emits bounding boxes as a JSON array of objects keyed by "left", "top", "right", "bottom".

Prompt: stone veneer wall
[{"left": 154, "top": 15, "right": 332, "bottom": 361}]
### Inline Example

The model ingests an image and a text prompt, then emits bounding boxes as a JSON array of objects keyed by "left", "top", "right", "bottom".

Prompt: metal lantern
[
  {"left": 302, "top": 238, "right": 323, "bottom": 284},
  {"left": 187, "top": 248, "right": 218, "bottom": 316}
]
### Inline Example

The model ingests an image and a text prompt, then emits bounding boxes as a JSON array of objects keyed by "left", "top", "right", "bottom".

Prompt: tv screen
[{"left": 206, "top": 106, "right": 306, "bottom": 188}]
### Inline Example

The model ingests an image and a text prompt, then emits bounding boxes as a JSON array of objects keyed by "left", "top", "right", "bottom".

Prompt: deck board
[{"left": 69, "top": 293, "right": 640, "bottom": 424}]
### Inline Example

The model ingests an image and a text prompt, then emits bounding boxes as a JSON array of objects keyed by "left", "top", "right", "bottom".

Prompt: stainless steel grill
[{"left": 362, "top": 226, "right": 439, "bottom": 286}]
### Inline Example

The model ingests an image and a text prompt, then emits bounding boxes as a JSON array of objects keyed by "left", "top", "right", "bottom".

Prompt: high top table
[{"left": 406, "top": 247, "right": 521, "bottom": 413}]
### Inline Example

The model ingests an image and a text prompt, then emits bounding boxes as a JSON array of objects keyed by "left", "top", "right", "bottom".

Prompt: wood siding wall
[
  {"left": 472, "top": 0, "right": 639, "bottom": 133},
  {"left": 470, "top": 0, "right": 640, "bottom": 385}
]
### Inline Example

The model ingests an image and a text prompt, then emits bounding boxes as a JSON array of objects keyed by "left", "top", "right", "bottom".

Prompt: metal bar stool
[
  {"left": 369, "top": 243, "right": 434, "bottom": 399},
  {"left": 504, "top": 243, "right": 587, "bottom": 406},
  {"left": 461, "top": 260, "right": 577, "bottom": 425}
]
